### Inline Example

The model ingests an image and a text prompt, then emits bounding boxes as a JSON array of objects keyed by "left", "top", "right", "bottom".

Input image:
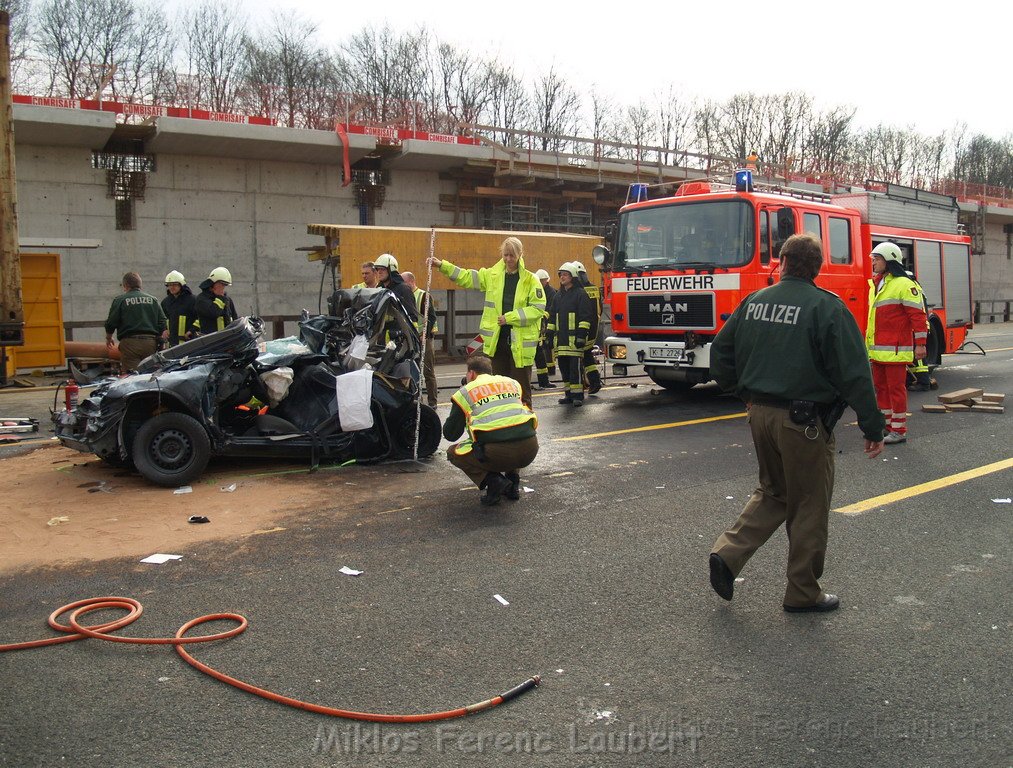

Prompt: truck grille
[{"left": 627, "top": 293, "right": 715, "bottom": 330}]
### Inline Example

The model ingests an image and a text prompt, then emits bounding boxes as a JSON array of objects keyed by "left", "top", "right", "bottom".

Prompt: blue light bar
[{"left": 734, "top": 169, "right": 754, "bottom": 192}]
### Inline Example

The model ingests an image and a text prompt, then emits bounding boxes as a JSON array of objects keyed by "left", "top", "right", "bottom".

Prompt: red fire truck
[{"left": 593, "top": 178, "right": 974, "bottom": 390}]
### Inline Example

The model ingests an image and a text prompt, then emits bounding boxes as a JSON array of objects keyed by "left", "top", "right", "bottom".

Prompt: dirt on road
[{"left": 0, "top": 444, "right": 397, "bottom": 573}]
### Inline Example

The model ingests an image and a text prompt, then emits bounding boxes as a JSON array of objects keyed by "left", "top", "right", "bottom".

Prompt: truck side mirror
[{"left": 592, "top": 245, "right": 612, "bottom": 269}]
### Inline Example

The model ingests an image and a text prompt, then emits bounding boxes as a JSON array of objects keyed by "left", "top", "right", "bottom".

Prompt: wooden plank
[
  {"left": 970, "top": 405, "right": 1004, "bottom": 414},
  {"left": 921, "top": 404, "right": 948, "bottom": 413},
  {"left": 981, "top": 393, "right": 1005, "bottom": 403},
  {"left": 937, "top": 388, "right": 984, "bottom": 404},
  {"left": 943, "top": 403, "right": 971, "bottom": 411}
]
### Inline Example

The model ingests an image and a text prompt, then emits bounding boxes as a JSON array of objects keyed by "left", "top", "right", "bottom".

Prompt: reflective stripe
[
  {"left": 522, "top": 340, "right": 538, "bottom": 348},
  {"left": 531, "top": 302, "right": 546, "bottom": 312},
  {"left": 484, "top": 300, "right": 497, "bottom": 309},
  {"left": 874, "top": 297, "right": 925, "bottom": 309},
  {"left": 452, "top": 375, "right": 536, "bottom": 441},
  {"left": 869, "top": 344, "right": 914, "bottom": 353},
  {"left": 449, "top": 266, "right": 462, "bottom": 280},
  {"left": 176, "top": 316, "right": 187, "bottom": 338},
  {"left": 479, "top": 326, "right": 496, "bottom": 336},
  {"left": 470, "top": 269, "right": 480, "bottom": 285}
]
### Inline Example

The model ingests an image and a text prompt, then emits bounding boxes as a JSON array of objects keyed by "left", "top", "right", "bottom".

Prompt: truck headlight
[{"left": 608, "top": 344, "right": 627, "bottom": 360}]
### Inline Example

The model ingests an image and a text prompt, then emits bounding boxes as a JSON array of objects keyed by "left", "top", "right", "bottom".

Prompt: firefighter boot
[
  {"left": 586, "top": 370, "right": 602, "bottom": 395},
  {"left": 504, "top": 471, "right": 520, "bottom": 501},
  {"left": 536, "top": 373, "right": 557, "bottom": 390},
  {"left": 480, "top": 473, "right": 511, "bottom": 506}
]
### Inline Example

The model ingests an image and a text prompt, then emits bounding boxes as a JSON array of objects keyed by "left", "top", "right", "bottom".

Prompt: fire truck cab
[{"left": 594, "top": 178, "right": 973, "bottom": 391}]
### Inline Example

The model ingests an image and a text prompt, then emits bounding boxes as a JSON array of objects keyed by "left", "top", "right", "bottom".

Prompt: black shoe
[
  {"left": 480, "top": 473, "right": 510, "bottom": 506},
  {"left": 537, "top": 381, "right": 558, "bottom": 390},
  {"left": 783, "top": 594, "right": 840, "bottom": 613},
  {"left": 572, "top": 398, "right": 584, "bottom": 408},
  {"left": 907, "top": 383, "right": 931, "bottom": 392},
  {"left": 709, "top": 553, "right": 734, "bottom": 601},
  {"left": 587, "top": 380, "right": 602, "bottom": 395},
  {"left": 504, "top": 471, "right": 520, "bottom": 500},
  {"left": 558, "top": 397, "right": 572, "bottom": 405}
]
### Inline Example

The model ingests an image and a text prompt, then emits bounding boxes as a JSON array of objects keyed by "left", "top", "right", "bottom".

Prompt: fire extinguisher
[{"left": 65, "top": 379, "right": 79, "bottom": 412}]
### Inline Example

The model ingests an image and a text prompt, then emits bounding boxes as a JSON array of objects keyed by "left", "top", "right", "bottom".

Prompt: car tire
[
  {"left": 131, "top": 412, "right": 211, "bottom": 487},
  {"left": 390, "top": 403, "right": 442, "bottom": 459}
]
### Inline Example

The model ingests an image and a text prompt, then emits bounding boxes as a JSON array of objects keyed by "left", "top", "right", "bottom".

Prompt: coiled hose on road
[{"left": 0, "top": 596, "right": 541, "bottom": 722}]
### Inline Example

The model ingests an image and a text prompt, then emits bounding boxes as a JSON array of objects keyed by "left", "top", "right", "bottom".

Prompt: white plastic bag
[
  {"left": 260, "top": 367, "right": 294, "bottom": 407},
  {"left": 343, "top": 334, "right": 370, "bottom": 371},
  {"left": 335, "top": 369, "right": 374, "bottom": 431}
]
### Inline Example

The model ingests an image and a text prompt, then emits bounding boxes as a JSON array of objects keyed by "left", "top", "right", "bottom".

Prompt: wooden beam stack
[{"left": 923, "top": 388, "right": 1005, "bottom": 414}]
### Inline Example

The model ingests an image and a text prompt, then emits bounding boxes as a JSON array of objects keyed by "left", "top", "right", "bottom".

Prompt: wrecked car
[{"left": 54, "top": 288, "right": 442, "bottom": 487}]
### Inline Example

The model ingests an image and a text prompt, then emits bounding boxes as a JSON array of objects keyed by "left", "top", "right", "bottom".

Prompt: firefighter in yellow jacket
[
  {"left": 443, "top": 355, "right": 539, "bottom": 506},
  {"left": 428, "top": 236, "right": 546, "bottom": 407},
  {"left": 866, "top": 242, "right": 927, "bottom": 444}
]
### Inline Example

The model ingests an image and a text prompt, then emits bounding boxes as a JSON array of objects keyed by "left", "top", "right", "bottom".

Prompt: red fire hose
[{"left": 0, "top": 596, "right": 541, "bottom": 722}]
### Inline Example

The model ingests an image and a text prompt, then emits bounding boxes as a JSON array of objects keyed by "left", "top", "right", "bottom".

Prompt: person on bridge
[
  {"left": 708, "top": 233, "right": 885, "bottom": 614},
  {"left": 428, "top": 236, "right": 546, "bottom": 408},
  {"left": 105, "top": 272, "right": 167, "bottom": 374},
  {"left": 160, "top": 270, "right": 195, "bottom": 347},
  {"left": 866, "top": 243, "right": 928, "bottom": 444},
  {"left": 403, "top": 270, "right": 439, "bottom": 408},
  {"left": 443, "top": 354, "right": 539, "bottom": 506},
  {"left": 547, "top": 262, "right": 596, "bottom": 407},
  {"left": 192, "top": 266, "right": 238, "bottom": 336}
]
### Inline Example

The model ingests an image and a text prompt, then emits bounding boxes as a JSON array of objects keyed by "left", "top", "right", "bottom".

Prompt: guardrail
[{"left": 974, "top": 300, "right": 1012, "bottom": 324}]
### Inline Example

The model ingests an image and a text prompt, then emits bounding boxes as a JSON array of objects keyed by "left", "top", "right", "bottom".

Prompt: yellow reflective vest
[
  {"left": 451, "top": 374, "right": 537, "bottom": 442},
  {"left": 439, "top": 258, "right": 546, "bottom": 367},
  {"left": 866, "top": 274, "right": 928, "bottom": 364}
]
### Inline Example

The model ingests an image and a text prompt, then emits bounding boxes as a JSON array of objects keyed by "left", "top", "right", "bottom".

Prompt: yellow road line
[
  {"left": 532, "top": 385, "right": 625, "bottom": 399},
  {"left": 835, "top": 457, "right": 1013, "bottom": 515},
  {"left": 553, "top": 411, "right": 746, "bottom": 441}
]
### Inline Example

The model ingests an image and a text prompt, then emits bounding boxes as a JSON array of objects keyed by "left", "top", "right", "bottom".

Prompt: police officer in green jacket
[
  {"left": 708, "top": 233, "right": 886, "bottom": 614},
  {"left": 443, "top": 355, "right": 539, "bottom": 506},
  {"left": 428, "top": 237, "right": 546, "bottom": 408},
  {"left": 105, "top": 271, "right": 167, "bottom": 374}
]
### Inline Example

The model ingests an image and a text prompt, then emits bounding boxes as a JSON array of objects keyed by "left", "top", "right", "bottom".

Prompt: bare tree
[
  {"left": 615, "top": 100, "right": 658, "bottom": 162},
  {"left": 434, "top": 42, "right": 489, "bottom": 134},
  {"left": 655, "top": 86, "right": 694, "bottom": 165},
  {"left": 35, "top": 0, "right": 133, "bottom": 98},
  {"left": 117, "top": 2, "right": 175, "bottom": 104},
  {"left": 243, "top": 12, "right": 341, "bottom": 128},
  {"left": 799, "top": 105, "right": 855, "bottom": 178},
  {"left": 717, "top": 93, "right": 764, "bottom": 163},
  {"left": 693, "top": 100, "right": 721, "bottom": 171},
  {"left": 482, "top": 61, "right": 528, "bottom": 147},
  {"left": 1, "top": 0, "right": 33, "bottom": 82},
  {"left": 179, "top": 0, "right": 247, "bottom": 112},
  {"left": 588, "top": 87, "right": 622, "bottom": 158},
  {"left": 529, "top": 65, "right": 580, "bottom": 152}
]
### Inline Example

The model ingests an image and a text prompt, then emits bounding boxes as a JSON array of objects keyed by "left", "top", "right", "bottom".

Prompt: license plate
[{"left": 648, "top": 347, "right": 684, "bottom": 360}]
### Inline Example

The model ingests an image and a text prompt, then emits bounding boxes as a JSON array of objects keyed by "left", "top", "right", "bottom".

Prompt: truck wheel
[
  {"left": 646, "top": 367, "right": 697, "bottom": 392},
  {"left": 390, "top": 404, "right": 442, "bottom": 459},
  {"left": 131, "top": 412, "right": 211, "bottom": 487}
]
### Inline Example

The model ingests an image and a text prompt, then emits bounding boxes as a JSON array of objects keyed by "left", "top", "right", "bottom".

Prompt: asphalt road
[{"left": 1, "top": 326, "right": 1011, "bottom": 767}]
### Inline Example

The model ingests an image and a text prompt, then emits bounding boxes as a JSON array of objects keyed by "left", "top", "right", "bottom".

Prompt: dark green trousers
[
  {"left": 712, "top": 403, "right": 836, "bottom": 607},
  {"left": 447, "top": 436, "right": 539, "bottom": 488}
]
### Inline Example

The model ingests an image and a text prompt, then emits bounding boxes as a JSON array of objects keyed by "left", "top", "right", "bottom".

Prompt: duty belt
[{"left": 749, "top": 394, "right": 791, "bottom": 408}]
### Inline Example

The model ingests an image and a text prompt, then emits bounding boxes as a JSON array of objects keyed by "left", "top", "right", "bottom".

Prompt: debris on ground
[
  {"left": 924, "top": 389, "right": 1004, "bottom": 414},
  {"left": 139, "top": 553, "right": 183, "bottom": 564},
  {"left": 338, "top": 566, "right": 363, "bottom": 576}
]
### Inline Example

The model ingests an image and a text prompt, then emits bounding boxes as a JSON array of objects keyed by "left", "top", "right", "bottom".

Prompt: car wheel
[
  {"left": 131, "top": 412, "right": 211, "bottom": 487},
  {"left": 390, "top": 403, "right": 442, "bottom": 459}
]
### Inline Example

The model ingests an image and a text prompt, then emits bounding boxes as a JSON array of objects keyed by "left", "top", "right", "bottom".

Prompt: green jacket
[
  {"left": 439, "top": 257, "right": 546, "bottom": 368},
  {"left": 105, "top": 289, "right": 167, "bottom": 339},
  {"left": 710, "top": 276, "right": 885, "bottom": 441}
]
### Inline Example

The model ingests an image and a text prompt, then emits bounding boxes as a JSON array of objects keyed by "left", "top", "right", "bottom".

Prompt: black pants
[{"left": 557, "top": 354, "right": 583, "bottom": 401}]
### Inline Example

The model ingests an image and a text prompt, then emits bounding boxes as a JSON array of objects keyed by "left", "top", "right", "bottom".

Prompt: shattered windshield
[{"left": 616, "top": 200, "right": 755, "bottom": 270}]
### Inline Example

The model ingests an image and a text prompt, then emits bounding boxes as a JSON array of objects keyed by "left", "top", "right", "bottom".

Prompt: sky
[{"left": 193, "top": 0, "right": 1010, "bottom": 139}]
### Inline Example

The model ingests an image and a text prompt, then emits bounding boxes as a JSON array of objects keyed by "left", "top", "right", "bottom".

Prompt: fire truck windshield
[{"left": 615, "top": 200, "right": 754, "bottom": 271}]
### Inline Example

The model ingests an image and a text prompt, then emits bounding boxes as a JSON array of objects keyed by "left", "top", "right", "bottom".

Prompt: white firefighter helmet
[
  {"left": 373, "top": 253, "right": 398, "bottom": 272},
  {"left": 572, "top": 260, "right": 587, "bottom": 274},
  {"left": 164, "top": 270, "right": 185, "bottom": 285},
  {"left": 557, "top": 262, "right": 578, "bottom": 277},
  {"left": 534, "top": 269, "right": 550, "bottom": 281},
  {"left": 871, "top": 242, "right": 903, "bottom": 263},
  {"left": 208, "top": 266, "right": 232, "bottom": 285}
]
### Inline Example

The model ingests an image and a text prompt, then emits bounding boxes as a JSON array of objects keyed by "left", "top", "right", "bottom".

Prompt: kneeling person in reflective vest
[{"left": 443, "top": 354, "right": 539, "bottom": 506}]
